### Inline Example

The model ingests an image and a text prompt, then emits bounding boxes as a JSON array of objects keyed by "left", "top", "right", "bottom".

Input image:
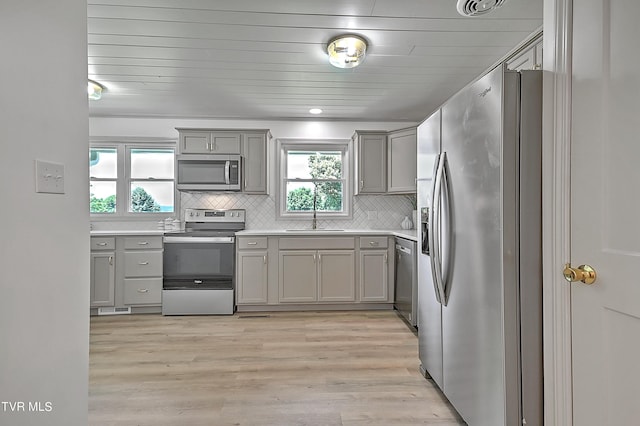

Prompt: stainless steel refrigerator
[{"left": 417, "top": 65, "right": 543, "bottom": 426}]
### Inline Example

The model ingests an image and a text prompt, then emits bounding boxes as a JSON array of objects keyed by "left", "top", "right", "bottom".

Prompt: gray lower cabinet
[
  {"left": 279, "top": 250, "right": 318, "bottom": 302},
  {"left": 278, "top": 249, "right": 356, "bottom": 303},
  {"left": 237, "top": 250, "right": 268, "bottom": 304},
  {"left": 359, "top": 236, "right": 391, "bottom": 302},
  {"left": 359, "top": 251, "right": 389, "bottom": 301},
  {"left": 90, "top": 234, "right": 163, "bottom": 313},
  {"left": 235, "top": 234, "right": 395, "bottom": 309},
  {"left": 278, "top": 236, "right": 357, "bottom": 304},
  {"left": 122, "top": 236, "right": 163, "bottom": 306},
  {"left": 318, "top": 250, "right": 355, "bottom": 302},
  {"left": 123, "top": 278, "right": 162, "bottom": 305},
  {"left": 90, "top": 251, "right": 115, "bottom": 307},
  {"left": 236, "top": 236, "right": 269, "bottom": 304}
]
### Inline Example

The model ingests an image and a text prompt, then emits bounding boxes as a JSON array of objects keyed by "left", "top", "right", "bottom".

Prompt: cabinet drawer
[
  {"left": 123, "top": 278, "right": 162, "bottom": 305},
  {"left": 359, "top": 236, "right": 389, "bottom": 249},
  {"left": 237, "top": 236, "right": 268, "bottom": 250},
  {"left": 123, "top": 236, "right": 163, "bottom": 250},
  {"left": 124, "top": 251, "right": 163, "bottom": 277},
  {"left": 91, "top": 237, "right": 115, "bottom": 250}
]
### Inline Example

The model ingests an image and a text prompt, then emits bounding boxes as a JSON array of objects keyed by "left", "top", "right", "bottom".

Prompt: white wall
[
  {"left": 0, "top": 1, "right": 89, "bottom": 425},
  {"left": 89, "top": 117, "right": 415, "bottom": 140}
]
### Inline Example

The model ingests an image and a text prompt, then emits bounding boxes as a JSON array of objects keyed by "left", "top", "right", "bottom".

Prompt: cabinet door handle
[
  {"left": 318, "top": 254, "right": 322, "bottom": 264},
  {"left": 313, "top": 254, "right": 316, "bottom": 263},
  {"left": 137, "top": 241, "right": 149, "bottom": 245},
  {"left": 360, "top": 180, "right": 364, "bottom": 189},
  {"left": 108, "top": 256, "right": 113, "bottom": 265},
  {"left": 137, "top": 289, "right": 149, "bottom": 293},
  {"left": 263, "top": 255, "right": 267, "bottom": 264},
  {"left": 384, "top": 253, "right": 388, "bottom": 263},
  {"left": 247, "top": 242, "right": 257, "bottom": 246},
  {"left": 97, "top": 242, "right": 107, "bottom": 246},
  {"left": 369, "top": 241, "right": 379, "bottom": 246},
  {"left": 138, "top": 261, "right": 149, "bottom": 265}
]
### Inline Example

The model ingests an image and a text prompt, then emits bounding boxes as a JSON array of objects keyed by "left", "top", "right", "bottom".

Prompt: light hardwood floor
[{"left": 89, "top": 311, "right": 465, "bottom": 425}]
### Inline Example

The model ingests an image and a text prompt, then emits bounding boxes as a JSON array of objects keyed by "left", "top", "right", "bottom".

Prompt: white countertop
[
  {"left": 91, "top": 228, "right": 418, "bottom": 242},
  {"left": 236, "top": 228, "right": 418, "bottom": 242},
  {"left": 90, "top": 230, "right": 166, "bottom": 236}
]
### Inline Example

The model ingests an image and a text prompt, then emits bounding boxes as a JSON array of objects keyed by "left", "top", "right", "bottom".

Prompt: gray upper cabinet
[
  {"left": 242, "top": 131, "right": 270, "bottom": 194},
  {"left": 177, "top": 129, "right": 241, "bottom": 154},
  {"left": 506, "top": 38, "right": 542, "bottom": 71},
  {"left": 353, "top": 131, "right": 387, "bottom": 194},
  {"left": 178, "top": 130, "right": 210, "bottom": 153},
  {"left": 177, "top": 128, "right": 270, "bottom": 193},
  {"left": 387, "top": 127, "right": 417, "bottom": 193}
]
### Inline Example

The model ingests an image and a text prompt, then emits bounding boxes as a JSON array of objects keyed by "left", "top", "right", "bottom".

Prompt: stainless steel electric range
[{"left": 162, "top": 208, "right": 245, "bottom": 315}]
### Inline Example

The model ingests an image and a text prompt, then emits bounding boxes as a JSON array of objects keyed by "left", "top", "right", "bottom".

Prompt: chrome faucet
[{"left": 312, "top": 188, "right": 318, "bottom": 230}]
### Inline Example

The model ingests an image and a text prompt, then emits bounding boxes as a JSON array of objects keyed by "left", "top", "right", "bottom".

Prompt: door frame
[{"left": 542, "top": 0, "right": 573, "bottom": 424}]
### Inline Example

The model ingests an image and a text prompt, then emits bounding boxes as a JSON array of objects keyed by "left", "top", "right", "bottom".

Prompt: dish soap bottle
[{"left": 401, "top": 216, "right": 412, "bottom": 230}]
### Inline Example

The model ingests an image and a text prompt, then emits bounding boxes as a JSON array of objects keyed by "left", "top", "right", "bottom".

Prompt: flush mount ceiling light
[
  {"left": 309, "top": 108, "right": 323, "bottom": 115},
  {"left": 457, "top": 0, "right": 508, "bottom": 16},
  {"left": 327, "top": 35, "right": 367, "bottom": 69},
  {"left": 88, "top": 79, "right": 105, "bottom": 100}
]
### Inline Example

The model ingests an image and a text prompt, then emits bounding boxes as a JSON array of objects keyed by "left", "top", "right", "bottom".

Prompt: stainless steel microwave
[{"left": 176, "top": 154, "right": 241, "bottom": 191}]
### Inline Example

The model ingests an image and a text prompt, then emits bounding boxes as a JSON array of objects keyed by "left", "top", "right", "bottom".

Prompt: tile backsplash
[
  {"left": 91, "top": 193, "right": 416, "bottom": 231},
  {"left": 180, "top": 192, "right": 415, "bottom": 230}
]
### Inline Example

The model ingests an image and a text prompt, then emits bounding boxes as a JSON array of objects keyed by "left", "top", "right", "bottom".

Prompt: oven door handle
[{"left": 163, "top": 236, "right": 235, "bottom": 244}]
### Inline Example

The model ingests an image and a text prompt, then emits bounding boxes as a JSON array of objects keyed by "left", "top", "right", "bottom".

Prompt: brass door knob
[{"left": 563, "top": 263, "right": 597, "bottom": 285}]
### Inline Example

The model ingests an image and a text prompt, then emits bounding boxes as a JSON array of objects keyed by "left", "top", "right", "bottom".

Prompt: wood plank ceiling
[{"left": 87, "top": 0, "right": 543, "bottom": 121}]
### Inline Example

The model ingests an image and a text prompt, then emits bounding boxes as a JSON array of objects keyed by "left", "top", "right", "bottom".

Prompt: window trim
[
  {"left": 90, "top": 138, "right": 177, "bottom": 219},
  {"left": 276, "top": 138, "right": 352, "bottom": 220}
]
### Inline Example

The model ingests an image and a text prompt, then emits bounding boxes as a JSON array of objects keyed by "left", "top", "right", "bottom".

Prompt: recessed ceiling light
[
  {"left": 327, "top": 35, "right": 367, "bottom": 69},
  {"left": 88, "top": 79, "right": 105, "bottom": 100},
  {"left": 309, "top": 108, "right": 323, "bottom": 115}
]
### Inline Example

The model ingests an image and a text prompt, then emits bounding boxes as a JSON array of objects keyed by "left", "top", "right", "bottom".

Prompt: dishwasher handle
[{"left": 395, "top": 244, "right": 412, "bottom": 255}]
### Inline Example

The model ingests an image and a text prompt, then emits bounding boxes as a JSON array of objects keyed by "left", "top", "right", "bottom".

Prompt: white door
[{"left": 570, "top": 0, "right": 640, "bottom": 423}]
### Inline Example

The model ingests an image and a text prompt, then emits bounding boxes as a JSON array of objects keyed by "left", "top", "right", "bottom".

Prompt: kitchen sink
[{"left": 284, "top": 229, "right": 345, "bottom": 232}]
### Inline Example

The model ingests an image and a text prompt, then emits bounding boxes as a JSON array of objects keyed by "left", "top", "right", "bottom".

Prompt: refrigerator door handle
[
  {"left": 439, "top": 153, "right": 452, "bottom": 306},
  {"left": 429, "top": 153, "right": 446, "bottom": 305}
]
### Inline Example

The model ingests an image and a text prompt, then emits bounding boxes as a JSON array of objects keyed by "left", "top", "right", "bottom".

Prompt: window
[
  {"left": 90, "top": 143, "right": 175, "bottom": 216},
  {"left": 278, "top": 139, "right": 352, "bottom": 219}
]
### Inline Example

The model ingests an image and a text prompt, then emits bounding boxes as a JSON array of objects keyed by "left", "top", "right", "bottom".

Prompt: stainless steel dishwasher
[{"left": 394, "top": 236, "right": 417, "bottom": 328}]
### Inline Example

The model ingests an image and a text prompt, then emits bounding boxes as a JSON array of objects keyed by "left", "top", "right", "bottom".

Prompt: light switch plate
[{"left": 35, "top": 160, "right": 65, "bottom": 194}]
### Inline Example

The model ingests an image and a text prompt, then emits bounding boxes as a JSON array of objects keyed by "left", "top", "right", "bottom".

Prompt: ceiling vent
[{"left": 456, "top": 0, "right": 508, "bottom": 17}]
